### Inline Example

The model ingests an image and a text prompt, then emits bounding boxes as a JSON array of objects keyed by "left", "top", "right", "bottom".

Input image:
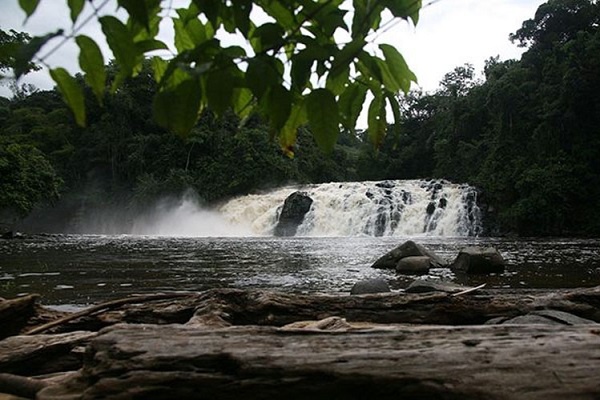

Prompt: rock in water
[
  {"left": 371, "top": 240, "right": 447, "bottom": 269},
  {"left": 273, "top": 192, "right": 313, "bottom": 236},
  {"left": 395, "top": 256, "right": 431, "bottom": 275},
  {"left": 451, "top": 246, "right": 505, "bottom": 274},
  {"left": 350, "top": 278, "right": 391, "bottom": 295}
]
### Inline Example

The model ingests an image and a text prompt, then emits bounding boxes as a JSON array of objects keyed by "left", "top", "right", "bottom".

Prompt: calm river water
[{"left": 1, "top": 235, "right": 600, "bottom": 307}]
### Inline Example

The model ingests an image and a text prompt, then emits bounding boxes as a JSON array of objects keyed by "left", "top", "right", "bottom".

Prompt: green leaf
[
  {"left": 290, "top": 50, "right": 314, "bottom": 90},
  {"left": 351, "top": 0, "right": 383, "bottom": 38},
  {"left": 18, "top": 0, "right": 40, "bottom": 18},
  {"left": 50, "top": 68, "right": 86, "bottom": 127},
  {"left": 232, "top": 87, "right": 253, "bottom": 118},
  {"left": 259, "top": 1, "right": 296, "bottom": 31},
  {"left": 266, "top": 85, "right": 292, "bottom": 131},
  {"left": 151, "top": 56, "right": 168, "bottom": 82},
  {"left": 387, "top": 92, "right": 401, "bottom": 126},
  {"left": 250, "top": 23, "right": 284, "bottom": 52},
  {"left": 135, "top": 39, "right": 169, "bottom": 53},
  {"left": 100, "top": 16, "right": 139, "bottom": 77},
  {"left": 221, "top": 46, "right": 246, "bottom": 59},
  {"left": 232, "top": 0, "right": 252, "bottom": 36},
  {"left": 331, "top": 39, "right": 365, "bottom": 72},
  {"left": 357, "top": 51, "right": 383, "bottom": 83},
  {"left": 67, "top": 0, "right": 85, "bottom": 23},
  {"left": 326, "top": 64, "right": 349, "bottom": 95},
  {"left": 205, "top": 68, "right": 234, "bottom": 117},
  {"left": 312, "top": 4, "right": 348, "bottom": 37},
  {"left": 383, "top": 0, "right": 421, "bottom": 25},
  {"left": 75, "top": 35, "right": 106, "bottom": 105},
  {"left": 191, "top": 0, "right": 221, "bottom": 29},
  {"left": 175, "top": 3, "right": 200, "bottom": 23},
  {"left": 279, "top": 99, "right": 307, "bottom": 157},
  {"left": 246, "top": 56, "right": 283, "bottom": 98},
  {"left": 376, "top": 58, "right": 401, "bottom": 93},
  {"left": 368, "top": 93, "right": 387, "bottom": 148},
  {"left": 173, "top": 18, "right": 214, "bottom": 52},
  {"left": 379, "top": 44, "right": 417, "bottom": 93},
  {"left": 338, "top": 82, "right": 367, "bottom": 131},
  {"left": 154, "top": 79, "right": 202, "bottom": 137},
  {"left": 118, "top": 0, "right": 159, "bottom": 31},
  {"left": 14, "top": 30, "right": 63, "bottom": 79},
  {"left": 306, "top": 88, "right": 339, "bottom": 153}
]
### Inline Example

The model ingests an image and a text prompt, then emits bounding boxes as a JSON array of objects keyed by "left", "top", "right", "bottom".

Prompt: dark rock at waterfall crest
[
  {"left": 273, "top": 191, "right": 313, "bottom": 237},
  {"left": 371, "top": 240, "right": 448, "bottom": 274},
  {"left": 350, "top": 278, "right": 391, "bottom": 295},
  {"left": 1, "top": 231, "right": 26, "bottom": 240},
  {"left": 451, "top": 246, "right": 505, "bottom": 274}
]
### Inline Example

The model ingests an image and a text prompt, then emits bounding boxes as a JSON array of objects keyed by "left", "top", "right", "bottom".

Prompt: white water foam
[{"left": 220, "top": 179, "right": 482, "bottom": 237}]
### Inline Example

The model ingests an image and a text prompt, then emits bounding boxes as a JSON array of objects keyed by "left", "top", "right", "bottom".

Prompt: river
[{"left": 1, "top": 235, "right": 600, "bottom": 307}]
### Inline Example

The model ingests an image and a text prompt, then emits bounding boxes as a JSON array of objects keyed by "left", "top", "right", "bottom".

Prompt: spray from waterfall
[{"left": 129, "top": 191, "right": 254, "bottom": 236}]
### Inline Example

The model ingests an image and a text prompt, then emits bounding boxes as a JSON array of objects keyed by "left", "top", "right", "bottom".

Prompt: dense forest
[{"left": 1, "top": 0, "right": 599, "bottom": 236}]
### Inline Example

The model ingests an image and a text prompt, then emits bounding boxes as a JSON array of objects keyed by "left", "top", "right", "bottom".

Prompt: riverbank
[{"left": 1, "top": 286, "right": 599, "bottom": 399}]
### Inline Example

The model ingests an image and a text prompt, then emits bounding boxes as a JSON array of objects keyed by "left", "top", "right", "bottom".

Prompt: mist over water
[
  {"left": 129, "top": 192, "right": 252, "bottom": 237},
  {"left": 73, "top": 192, "right": 254, "bottom": 237}
]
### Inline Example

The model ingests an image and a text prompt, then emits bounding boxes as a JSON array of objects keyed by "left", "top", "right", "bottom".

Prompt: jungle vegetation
[{"left": 1, "top": 0, "right": 599, "bottom": 236}]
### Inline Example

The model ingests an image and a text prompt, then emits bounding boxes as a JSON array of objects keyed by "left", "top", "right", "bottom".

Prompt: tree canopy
[
  {"left": 12, "top": 0, "right": 422, "bottom": 155},
  {"left": 3, "top": 0, "right": 600, "bottom": 237}
]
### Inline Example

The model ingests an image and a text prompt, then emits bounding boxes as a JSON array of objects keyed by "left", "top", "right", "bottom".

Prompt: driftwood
[
  {"left": 26, "top": 293, "right": 194, "bottom": 335},
  {"left": 0, "top": 373, "right": 47, "bottom": 399},
  {"left": 0, "top": 295, "right": 39, "bottom": 339},
  {"left": 2, "top": 287, "right": 600, "bottom": 398},
  {"left": 37, "top": 323, "right": 600, "bottom": 400},
  {"left": 0, "top": 331, "right": 96, "bottom": 376},
  {"left": 11, "top": 286, "right": 600, "bottom": 335},
  {"left": 178, "top": 286, "right": 600, "bottom": 327}
]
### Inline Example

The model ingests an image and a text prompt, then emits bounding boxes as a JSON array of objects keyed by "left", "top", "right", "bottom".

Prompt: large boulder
[
  {"left": 451, "top": 246, "right": 505, "bottom": 274},
  {"left": 273, "top": 192, "right": 313, "bottom": 237},
  {"left": 395, "top": 256, "right": 431, "bottom": 275},
  {"left": 371, "top": 240, "right": 447, "bottom": 270},
  {"left": 350, "top": 278, "right": 391, "bottom": 295}
]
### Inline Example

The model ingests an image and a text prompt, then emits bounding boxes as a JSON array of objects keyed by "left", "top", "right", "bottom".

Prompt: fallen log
[
  {"left": 37, "top": 323, "right": 600, "bottom": 400},
  {"left": 184, "top": 286, "right": 600, "bottom": 327},
  {"left": 0, "top": 331, "right": 96, "bottom": 376},
  {"left": 0, "top": 373, "right": 47, "bottom": 399},
  {"left": 16, "top": 286, "right": 600, "bottom": 335},
  {"left": 26, "top": 293, "right": 194, "bottom": 335},
  {"left": 0, "top": 295, "right": 39, "bottom": 339},
  {"left": 2, "top": 287, "right": 600, "bottom": 399}
]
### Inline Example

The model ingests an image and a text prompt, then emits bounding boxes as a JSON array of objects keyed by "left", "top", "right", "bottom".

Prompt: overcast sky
[{"left": 0, "top": 0, "right": 546, "bottom": 98}]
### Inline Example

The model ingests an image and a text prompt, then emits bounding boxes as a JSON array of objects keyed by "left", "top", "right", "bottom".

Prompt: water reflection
[{"left": 0, "top": 235, "right": 599, "bottom": 306}]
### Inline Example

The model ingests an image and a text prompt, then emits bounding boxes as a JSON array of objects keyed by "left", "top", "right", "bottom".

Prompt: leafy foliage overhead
[{"left": 13, "top": 0, "right": 421, "bottom": 154}]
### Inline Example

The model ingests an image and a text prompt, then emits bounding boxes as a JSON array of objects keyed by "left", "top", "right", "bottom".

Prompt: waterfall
[{"left": 220, "top": 179, "right": 482, "bottom": 237}]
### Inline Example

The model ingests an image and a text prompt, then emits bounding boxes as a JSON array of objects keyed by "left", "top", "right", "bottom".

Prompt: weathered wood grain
[
  {"left": 0, "top": 331, "right": 96, "bottom": 376},
  {"left": 37, "top": 323, "right": 600, "bottom": 400}
]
